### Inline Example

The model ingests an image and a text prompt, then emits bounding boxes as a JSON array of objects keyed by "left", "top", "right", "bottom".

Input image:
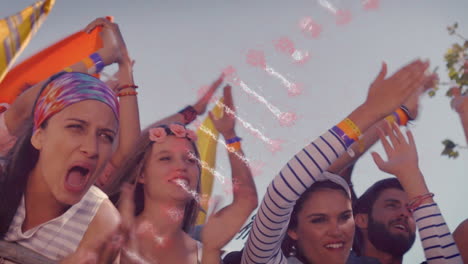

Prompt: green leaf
[{"left": 442, "top": 139, "right": 456, "bottom": 149}]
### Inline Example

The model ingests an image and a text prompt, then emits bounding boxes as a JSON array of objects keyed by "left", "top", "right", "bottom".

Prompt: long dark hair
[
  {"left": 281, "top": 180, "right": 351, "bottom": 263},
  {"left": 0, "top": 119, "right": 47, "bottom": 237},
  {"left": 0, "top": 74, "right": 63, "bottom": 238},
  {"left": 108, "top": 124, "right": 202, "bottom": 233}
]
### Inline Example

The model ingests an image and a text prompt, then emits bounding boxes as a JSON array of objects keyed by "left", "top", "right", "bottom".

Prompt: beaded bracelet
[
  {"left": 117, "top": 91, "right": 138, "bottom": 97},
  {"left": 117, "top": 84, "right": 139, "bottom": 92},
  {"left": 407, "top": 192, "right": 435, "bottom": 212},
  {"left": 178, "top": 105, "right": 198, "bottom": 124}
]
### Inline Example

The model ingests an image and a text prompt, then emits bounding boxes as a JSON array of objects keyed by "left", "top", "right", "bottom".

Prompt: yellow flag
[
  {"left": 0, "top": 0, "right": 55, "bottom": 83},
  {"left": 196, "top": 100, "right": 224, "bottom": 225}
]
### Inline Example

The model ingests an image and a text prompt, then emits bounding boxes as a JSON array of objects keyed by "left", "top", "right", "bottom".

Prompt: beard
[{"left": 367, "top": 215, "right": 416, "bottom": 257}]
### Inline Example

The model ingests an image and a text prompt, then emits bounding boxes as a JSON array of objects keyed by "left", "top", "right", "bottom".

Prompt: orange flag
[{"left": 0, "top": 28, "right": 103, "bottom": 104}]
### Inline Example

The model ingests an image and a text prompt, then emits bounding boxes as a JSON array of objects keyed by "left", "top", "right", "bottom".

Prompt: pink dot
[
  {"left": 223, "top": 65, "right": 237, "bottom": 78},
  {"left": 197, "top": 85, "right": 210, "bottom": 100},
  {"left": 335, "top": 10, "right": 352, "bottom": 25},
  {"left": 299, "top": 17, "right": 322, "bottom": 39},
  {"left": 287, "top": 83, "right": 303, "bottom": 97},
  {"left": 274, "top": 37, "right": 296, "bottom": 55},
  {"left": 279, "top": 112, "right": 298, "bottom": 127},
  {"left": 249, "top": 160, "right": 266, "bottom": 178},
  {"left": 223, "top": 65, "right": 241, "bottom": 85},
  {"left": 246, "top": 49, "right": 267, "bottom": 69},
  {"left": 268, "top": 138, "right": 285, "bottom": 153},
  {"left": 292, "top": 50, "right": 311, "bottom": 65},
  {"left": 363, "top": 0, "right": 379, "bottom": 10},
  {"left": 193, "top": 120, "right": 202, "bottom": 130}
]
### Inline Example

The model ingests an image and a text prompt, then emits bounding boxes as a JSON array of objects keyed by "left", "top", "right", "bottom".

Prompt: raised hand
[
  {"left": 105, "top": 60, "right": 136, "bottom": 92},
  {"left": 371, "top": 122, "right": 430, "bottom": 198},
  {"left": 450, "top": 86, "right": 468, "bottom": 114},
  {"left": 403, "top": 72, "right": 439, "bottom": 119},
  {"left": 193, "top": 74, "right": 224, "bottom": 115},
  {"left": 365, "top": 60, "right": 429, "bottom": 119},
  {"left": 60, "top": 227, "right": 123, "bottom": 264},
  {"left": 84, "top": 17, "right": 130, "bottom": 66},
  {"left": 118, "top": 184, "right": 160, "bottom": 264},
  {"left": 209, "top": 85, "right": 236, "bottom": 138}
]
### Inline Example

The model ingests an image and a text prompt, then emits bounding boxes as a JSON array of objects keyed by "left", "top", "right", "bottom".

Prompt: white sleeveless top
[{"left": 4, "top": 186, "right": 107, "bottom": 260}]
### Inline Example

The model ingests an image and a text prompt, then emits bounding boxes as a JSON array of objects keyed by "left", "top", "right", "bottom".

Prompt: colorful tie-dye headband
[{"left": 33, "top": 72, "right": 119, "bottom": 130}]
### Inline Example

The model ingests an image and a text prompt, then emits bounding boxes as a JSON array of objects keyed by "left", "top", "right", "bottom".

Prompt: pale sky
[{"left": 2, "top": 0, "right": 468, "bottom": 263}]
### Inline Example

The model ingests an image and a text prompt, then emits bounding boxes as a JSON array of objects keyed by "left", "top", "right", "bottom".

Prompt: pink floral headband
[{"left": 149, "top": 123, "right": 198, "bottom": 143}]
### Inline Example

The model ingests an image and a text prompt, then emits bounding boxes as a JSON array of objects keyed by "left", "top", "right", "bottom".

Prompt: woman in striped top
[
  {"left": 0, "top": 18, "right": 138, "bottom": 263},
  {"left": 240, "top": 60, "right": 460, "bottom": 264}
]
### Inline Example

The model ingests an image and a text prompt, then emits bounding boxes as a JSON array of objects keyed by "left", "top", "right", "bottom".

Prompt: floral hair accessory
[
  {"left": 186, "top": 130, "right": 198, "bottom": 141},
  {"left": 149, "top": 127, "right": 167, "bottom": 143},
  {"left": 169, "top": 123, "right": 187, "bottom": 137},
  {"left": 148, "top": 123, "right": 198, "bottom": 143}
]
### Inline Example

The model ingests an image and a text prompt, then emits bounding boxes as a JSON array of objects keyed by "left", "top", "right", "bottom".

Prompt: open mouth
[
  {"left": 65, "top": 165, "right": 91, "bottom": 192},
  {"left": 170, "top": 177, "right": 190, "bottom": 188},
  {"left": 324, "top": 242, "right": 344, "bottom": 250},
  {"left": 393, "top": 223, "right": 408, "bottom": 232}
]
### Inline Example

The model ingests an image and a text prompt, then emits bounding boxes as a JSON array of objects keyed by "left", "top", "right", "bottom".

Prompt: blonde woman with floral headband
[{"left": 109, "top": 85, "right": 258, "bottom": 264}]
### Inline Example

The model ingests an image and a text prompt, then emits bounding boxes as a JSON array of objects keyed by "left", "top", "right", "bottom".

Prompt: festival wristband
[
  {"left": 227, "top": 141, "right": 241, "bottom": 152},
  {"left": 178, "top": 105, "right": 198, "bottom": 125},
  {"left": 385, "top": 107, "right": 410, "bottom": 126},
  {"left": 332, "top": 118, "right": 362, "bottom": 149},
  {"left": 89, "top": 53, "right": 105, "bottom": 74},
  {"left": 226, "top": 136, "right": 242, "bottom": 144}
]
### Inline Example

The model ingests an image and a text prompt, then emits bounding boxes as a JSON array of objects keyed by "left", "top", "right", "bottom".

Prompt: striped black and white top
[
  {"left": 240, "top": 129, "right": 461, "bottom": 264},
  {"left": 4, "top": 186, "right": 107, "bottom": 261}
]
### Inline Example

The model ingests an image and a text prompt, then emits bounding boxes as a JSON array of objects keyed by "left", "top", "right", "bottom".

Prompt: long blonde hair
[{"left": 109, "top": 124, "right": 201, "bottom": 233}]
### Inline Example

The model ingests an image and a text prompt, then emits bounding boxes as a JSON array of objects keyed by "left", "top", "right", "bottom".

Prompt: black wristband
[{"left": 178, "top": 105, "right": 198, "bottom": 124}]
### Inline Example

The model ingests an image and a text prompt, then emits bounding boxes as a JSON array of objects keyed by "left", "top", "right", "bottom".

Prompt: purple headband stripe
[{"left": 34, "top": 72, "right": 119, "bottom": 130}]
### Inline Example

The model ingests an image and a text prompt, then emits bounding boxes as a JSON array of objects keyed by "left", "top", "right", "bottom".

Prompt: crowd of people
[{"left": 0, "top": 17, "right": 467, "bottom": 264}]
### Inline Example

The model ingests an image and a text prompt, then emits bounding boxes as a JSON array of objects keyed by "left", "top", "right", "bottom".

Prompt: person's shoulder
[{"left": 78, "top": 198, "right": 120, "bottom": 249}]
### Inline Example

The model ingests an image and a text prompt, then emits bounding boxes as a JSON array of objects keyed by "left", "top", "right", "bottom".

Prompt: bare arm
[
  {"left": 4, "top": 18, "right": 125, "bottom": 136},
  {"left": 328, "top": 74, "right": 436, "bottom": 178},
  {"left": 372, "top": 122, "right": 462, "bottom": 264},
  {"left": 201, "top": 85, "right": 258, "bottom": 263},
  {"left": 147, "top": 74, "right": 224, "bottom": 128},
  {"left": 451, "top": 87, "right": 468, "bottom": 143}
]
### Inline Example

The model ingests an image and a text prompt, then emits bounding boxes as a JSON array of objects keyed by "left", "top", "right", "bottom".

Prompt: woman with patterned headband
[
  {"left": 108, "top": 85, "right": 258, "bottom": 264},
  {"left": 0, "top": 18, "right": 138, "bottom": 263}
]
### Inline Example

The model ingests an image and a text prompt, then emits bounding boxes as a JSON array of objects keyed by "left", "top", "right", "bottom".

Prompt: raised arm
[
  {"left": 241, "top": 60, "right": 429, "bottom": 264},
  {"left": 328, "top": 73, "right": 437, "bottom": 183},
  {"left": 450, "top": 87, "right": 468, "bottom": 143},
  {"left": 147, "top": 74, "right": 224, "bottom": 128},
  {"left": 201, "top": 85, "right": 258, "bottom": 264},
  {"left": 371, "top": 122, "right": 462, "bottom": 264},
  {"left": 4, "top": 17, "right": 125, "bottom": 137}
]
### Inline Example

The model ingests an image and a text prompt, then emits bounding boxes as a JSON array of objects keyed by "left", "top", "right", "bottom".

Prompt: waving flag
[
  {"left": 196, "top": 101, "right": 224, "bottom": 225},
  {"left": 0, "top": 0, "right": 55, "bottom": 84}
]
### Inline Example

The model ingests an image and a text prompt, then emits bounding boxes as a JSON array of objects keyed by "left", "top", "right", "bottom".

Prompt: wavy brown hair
[
  {"left": 108, "top": 124, "right": 201, "bottom": 233},
  {"left": 281, "top": 180, "right": 351, "bottom": 263}
]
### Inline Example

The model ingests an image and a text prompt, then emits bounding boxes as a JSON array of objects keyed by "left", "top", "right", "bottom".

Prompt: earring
[{"left": 290, "top": 244, "right": 297, "bottom": 257}]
